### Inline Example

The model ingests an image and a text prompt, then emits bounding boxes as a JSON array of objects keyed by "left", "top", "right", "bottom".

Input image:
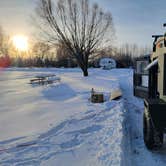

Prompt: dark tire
[{"left": 143, "top": 112, "right": 163, "bottom": 150}]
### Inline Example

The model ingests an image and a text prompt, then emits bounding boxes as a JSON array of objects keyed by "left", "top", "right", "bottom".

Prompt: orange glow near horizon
[{"left": 12, "top": 35, "right": 28, "bottom": 52}]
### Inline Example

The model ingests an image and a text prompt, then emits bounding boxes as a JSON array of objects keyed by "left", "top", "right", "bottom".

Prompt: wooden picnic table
[
  {"left": 35, "top": 74, "right": 56, "bottom": 79},
  {"left": 30, "top": 74, "right": 60, "bottom": 85},
  {"left": 30, "top": 77, "right": 46, "bottom": 84}
]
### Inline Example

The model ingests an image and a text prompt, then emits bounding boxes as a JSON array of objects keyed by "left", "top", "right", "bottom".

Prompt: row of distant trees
[
  {"left": 0, "top": 35, "right": 151, "bottom": 68},
  {"left": 0, "top": 0, "right": 151, "bottom": 76}
]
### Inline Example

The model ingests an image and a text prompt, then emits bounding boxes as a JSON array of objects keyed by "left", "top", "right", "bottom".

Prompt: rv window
[{"left": 159, "top": 43, "right": 163, "bottom": 48}]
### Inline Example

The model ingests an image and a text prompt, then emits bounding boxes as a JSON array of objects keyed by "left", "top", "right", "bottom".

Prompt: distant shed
[{"left": 99, "top": 58, "right": 116, "bottom": 70}]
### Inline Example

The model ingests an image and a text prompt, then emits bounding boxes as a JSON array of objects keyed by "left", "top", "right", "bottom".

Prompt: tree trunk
[
  {"left": 83, "top": 67, "right": 88, "bottom": 77},
  {"left": 76, "top": 56, "right": 89, "bottom": 77}
]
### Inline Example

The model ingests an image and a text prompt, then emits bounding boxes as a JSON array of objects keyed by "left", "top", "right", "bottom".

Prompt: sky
[{"left": 0, "top": 0, "right": 166, "bottom": 47}]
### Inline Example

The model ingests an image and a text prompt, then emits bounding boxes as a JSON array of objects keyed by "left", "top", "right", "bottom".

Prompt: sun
[{"left": 12, "top": 35, "right": 28, "bottom": 51}]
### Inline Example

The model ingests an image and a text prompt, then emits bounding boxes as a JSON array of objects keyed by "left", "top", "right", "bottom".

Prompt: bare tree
[
  {"left": 32, "top": 42, "right": 50, "bottom": 59},
  {"left": 115, "top": 43, "right": 151, "bottom": 68},
  {"left": 35, "top": 0, "right": 114, "bottom": 76},
  {"left": 0, "top": 26, "right": 11, "bottom": 56}
]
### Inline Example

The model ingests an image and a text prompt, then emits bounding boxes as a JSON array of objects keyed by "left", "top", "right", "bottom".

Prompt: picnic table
[{"left": 30, "top": 74, "right": 60, "bottom": 85}]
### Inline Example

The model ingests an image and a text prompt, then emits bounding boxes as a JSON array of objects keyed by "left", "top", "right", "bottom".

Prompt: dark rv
[{"left": 134, "top": 23, "right": 166, "bottom": 150}]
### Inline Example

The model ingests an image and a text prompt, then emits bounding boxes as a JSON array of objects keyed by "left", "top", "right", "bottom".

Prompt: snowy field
[{"left": 0, "top": 68, "right": 166, "bottom": 166}]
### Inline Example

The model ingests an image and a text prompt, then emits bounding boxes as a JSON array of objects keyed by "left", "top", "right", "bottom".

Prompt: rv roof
[{"left": 144, "top": 58, "right": 158, "bottom": 71}]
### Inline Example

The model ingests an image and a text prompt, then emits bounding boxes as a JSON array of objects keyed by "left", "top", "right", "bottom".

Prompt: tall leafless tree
[
  {"left": 0, "top": 26, "right": 11, "bottom": 56},
  {"left": 32, "top": 42, "right": 50, "bottom": 60},
  {"left": 35, "top": 0, "right": 114, "bottom": 76}
]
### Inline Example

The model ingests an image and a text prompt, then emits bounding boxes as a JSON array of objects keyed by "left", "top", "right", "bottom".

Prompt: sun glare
[{"left": 12, "top": 35, "right": 28, "bottom": 51}]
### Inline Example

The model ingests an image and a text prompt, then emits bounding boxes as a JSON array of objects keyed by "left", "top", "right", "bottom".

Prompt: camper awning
[{"left": 144, "top": 58, "right": 158, "bottom": 71}]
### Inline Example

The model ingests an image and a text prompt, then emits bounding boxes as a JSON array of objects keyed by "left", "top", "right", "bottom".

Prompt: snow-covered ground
[
  {"left": 0, "top": 68, "right": 166, "bottom": 166},
  {"left": 0, "top": 68, "right": 124, "bottom": 166}
]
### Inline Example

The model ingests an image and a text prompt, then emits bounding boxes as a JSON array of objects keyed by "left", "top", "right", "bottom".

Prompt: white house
[{"left": 99, "top": 58, "right": 116, "bottom": 70}]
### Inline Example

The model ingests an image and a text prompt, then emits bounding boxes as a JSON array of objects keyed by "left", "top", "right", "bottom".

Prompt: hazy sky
[{"left": 0, "top": 0, "right": 166, "bottom": 47}]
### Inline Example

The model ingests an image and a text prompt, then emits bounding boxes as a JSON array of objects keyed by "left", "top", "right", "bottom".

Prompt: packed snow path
[{"left": 115, "top": 69, "right": 166, "bottom": 166}]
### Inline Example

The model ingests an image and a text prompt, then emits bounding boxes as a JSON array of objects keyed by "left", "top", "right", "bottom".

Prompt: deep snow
[
  {"left": 1, "top": 68, "right": 166, "bottom": 166},
  {"left": 0, "top": 68, "right": 124, "bottom": 166}
]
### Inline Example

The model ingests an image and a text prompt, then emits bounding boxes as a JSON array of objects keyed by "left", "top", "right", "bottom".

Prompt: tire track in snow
[{"left": 0, "top": 100, "right": 124, "bottom": 166}]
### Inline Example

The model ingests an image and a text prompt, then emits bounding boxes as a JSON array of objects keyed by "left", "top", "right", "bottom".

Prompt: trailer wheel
[{"left": 143, "top": 112, "right": 163, "bottom": 150}]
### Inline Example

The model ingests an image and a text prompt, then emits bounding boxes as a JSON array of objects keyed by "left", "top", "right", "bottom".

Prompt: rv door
[{"left": 133, "top": 60, "right": 149, "bottom": 98}]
